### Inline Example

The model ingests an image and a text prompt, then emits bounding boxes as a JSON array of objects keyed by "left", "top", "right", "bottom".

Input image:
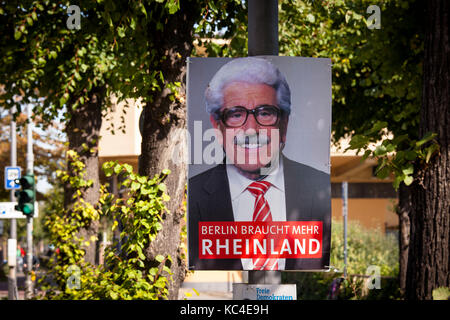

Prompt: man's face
[{"left": 211, "top": 81, "right": 288, "bottom": 175}]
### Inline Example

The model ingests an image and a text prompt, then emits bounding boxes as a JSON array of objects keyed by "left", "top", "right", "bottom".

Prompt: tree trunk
[
  {"left": 65, "top": 88, "right": 104, "bottom": 265},
  {"left": 139, "top": 4, "right": 199, "bottom": 300},
  {"left": 406, "top": 0, "right": 450, "bottom": 300},
  {"left": 397, "top": 184, "right": 411, "bottom": 296}
]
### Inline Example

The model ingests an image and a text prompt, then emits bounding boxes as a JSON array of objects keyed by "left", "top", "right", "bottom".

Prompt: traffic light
[{"left": 14, "top": 174, "right": 35, "bottom": 217}]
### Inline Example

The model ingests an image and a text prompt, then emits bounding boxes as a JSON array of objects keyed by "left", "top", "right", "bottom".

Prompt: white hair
[{"left": 205, "top": 57, "right": 291, "bottom": 119}]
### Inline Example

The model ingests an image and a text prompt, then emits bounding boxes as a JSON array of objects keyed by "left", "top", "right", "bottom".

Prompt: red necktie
[{"left": 247, "top": 181, "right": 279, "bottom": 270}]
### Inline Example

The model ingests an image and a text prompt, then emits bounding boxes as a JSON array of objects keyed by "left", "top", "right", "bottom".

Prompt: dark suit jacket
[{"left": 188, "top": 155, "right": 331, "bottom": 270}]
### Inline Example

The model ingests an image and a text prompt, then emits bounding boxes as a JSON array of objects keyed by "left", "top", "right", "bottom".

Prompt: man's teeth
[
  {"left": 241, "top": 143, "right": 261, "bottom": 149},
  {"left": 237, "top": 141, "right": 267, "bottom": 148},
  {"left": 235, "top": 135, "right": 269, "bottom": 148}
]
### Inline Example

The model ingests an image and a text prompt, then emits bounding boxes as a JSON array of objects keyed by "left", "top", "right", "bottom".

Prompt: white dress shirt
[{"left": 226, "top": 160, "right": 286, "bottom": 270}]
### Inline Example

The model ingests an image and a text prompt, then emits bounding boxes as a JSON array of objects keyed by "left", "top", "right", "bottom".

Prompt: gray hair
[{"left": 205, "top": 57, "right": 291, "bottom": 119}]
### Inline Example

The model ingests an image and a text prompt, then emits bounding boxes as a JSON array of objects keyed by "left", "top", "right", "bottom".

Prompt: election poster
[{"left": 187, "top": 56, "right": 331, "bottom": 270}]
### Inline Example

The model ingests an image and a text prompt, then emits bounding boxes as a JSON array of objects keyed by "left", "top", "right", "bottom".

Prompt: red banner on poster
[{"left": 198, "top": 221, "right": 323, "bottom": 259}]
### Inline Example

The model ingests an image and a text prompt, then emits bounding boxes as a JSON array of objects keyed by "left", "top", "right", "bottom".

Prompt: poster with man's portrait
[{"left": 187, "top": 56, "right": 331, "bottom": 271}]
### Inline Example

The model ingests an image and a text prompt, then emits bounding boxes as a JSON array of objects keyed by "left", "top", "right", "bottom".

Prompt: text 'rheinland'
[{"left": 199, "top": 221, "right": 323, "bottom": 259}]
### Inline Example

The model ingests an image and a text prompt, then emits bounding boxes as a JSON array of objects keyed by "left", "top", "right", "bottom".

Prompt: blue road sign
[{"left": 4, "top": 166, "right": 21, "bottom": 190}]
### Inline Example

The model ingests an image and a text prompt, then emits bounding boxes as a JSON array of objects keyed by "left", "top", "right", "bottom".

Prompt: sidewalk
[
  {"left": 0, "top": 273, "right": 26, "bottom": 300},
  {"left": 177, "top": 270, "right": 241, "bottom": 300},
  {"left": 178, "top": 287, "right": 233, "bottom": 300},
  {"left": 1, "top": 270, "right": 238, "bottom": 300}
]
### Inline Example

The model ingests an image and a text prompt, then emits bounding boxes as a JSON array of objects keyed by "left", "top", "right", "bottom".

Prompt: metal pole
[
  {"left": 24, "top": 104, "right": 34, "bottom": 299},
  {"left": 342, "top": 182, "right": 348, "bottom": 278},
  {"left": 248, "top": 0, "right": 280, "bottom": 285},
  {"left": 248, "top": 0, "right": 279, "bottom": 56},
  {"left": 8, "top": 108, "right": 18, "bottom": 300}
]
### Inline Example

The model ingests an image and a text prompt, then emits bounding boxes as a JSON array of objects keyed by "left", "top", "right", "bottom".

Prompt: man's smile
[{"left": 234, "top": 134, "right": 270, "bottom": 149}]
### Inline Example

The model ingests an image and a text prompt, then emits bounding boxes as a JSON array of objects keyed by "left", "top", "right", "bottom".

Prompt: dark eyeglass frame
[{"left": 217, "top": 105, "right": 283, "bottom": 128}]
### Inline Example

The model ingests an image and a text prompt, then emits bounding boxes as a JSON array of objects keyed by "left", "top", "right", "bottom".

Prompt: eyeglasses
[{"left": 218, "top": 105, "right": 282, "bottom": 128}]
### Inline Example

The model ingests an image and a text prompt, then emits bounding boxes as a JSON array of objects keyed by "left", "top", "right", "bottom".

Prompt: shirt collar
[{"left": 226, "top": 159, "right": 285, "bottom": 201}]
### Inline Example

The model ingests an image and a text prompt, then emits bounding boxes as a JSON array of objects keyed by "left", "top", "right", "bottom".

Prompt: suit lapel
[
  {"left": 283, "top": 155, "right": 313, "bottom": 221},
  {"left": 201, "top": 164, "right": 242, "bottom": 269},
  {"left": 283, "top": 156, "right": 312, "bottom": 270},
  {"left": 201, "top": 164, "right": 235, "bottom": 222}
]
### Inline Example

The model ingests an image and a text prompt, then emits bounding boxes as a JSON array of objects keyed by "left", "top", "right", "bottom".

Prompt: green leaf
[
  {"left": 347, "top": 134, "right": 369, "bottom": 150},
  {"left": 137, "top": 175, "right": 147, "bottom": 184},
  {"left": 113, "top": 164, "right": 122, "bottom": 174},
  {"left": 138, "top": 250, "right": 146, "bottom": 260},
  {"left": 393, "top": 175, "right": 402, "bottom": 190},
  {"left": 155, "top": 254, "right": 165, "bottom": 263},
  {"left": 395, "top": 150, "right": 405, "bottom": 162},
  {"left": 376, "top": 166, "right": 390, "bottom": 179},
  {"left": 103, "top": 166, "right": 113, "bottom": 177},
  {"left": 405, "top": 150, "right": 417, "bottom": 161},
  {"left": 365, "top": 121, "right": 388, "bottom": 136},
  {"left": 140, "top": 4, "right": 147, "bottom": 17},
  {"left": 425, "top": 144, "right": 439, "bottom": 163},
  {"left": 74, "top": 71, "right": 82, "bottom": 81},
  {"left": 374, "top": 145, "right": 387, "bottom": 156},
  {"left": 402, "top": 165, "right": 414, "bottom": 176},
  {"left": 154, "top": 278, "right": 166, "bottom": 288},
  {"left": 167, "top": 1, "right": 179, "bottom": 14},
  {"left": 117, "top": 26, "right": 125, "bottom": 38},
  {"left": 123, "top": 164, "right": 133, "bottom": 173},
  {"left": 149, "top": 267, "right": 158, "bottom": 276},
  {"left": 385, "top": 143, "right": 395, "bottom": 153},
  {"left": 131, "top": 181, "right": 141, "bottom": 191},
  {"left": 130, "top": 18, "right": 136, "bottom": 30},
  {"left": 362, "top": 149, "right": 372, "bottom": 160},
  {"left": 416, "top": 132, "right": 437, "bottom": 147},
  {"left": 14, "top": 30, "right": 22, "bottom": 40},
  {"left": 162, "top": 193, "right": 170, "bottom": 202},
  {"left": 404, "top": 175, "right": 413, "bottom": 186},
  {"left": 392, "top": 134, "right": 409, "bottom": 146},
  {"left": 345, "top": 11, "right": 351, "bottom": 23},
  {"left": 59, "top": 95, "right": 68, "bottom": 107},
  {"left": 110, "top": 291, "right": 118, "bottom": 299}
]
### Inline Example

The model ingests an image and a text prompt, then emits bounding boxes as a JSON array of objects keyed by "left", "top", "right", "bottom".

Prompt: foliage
[
  {"left": 432, "top": 287, "right": 450, "bottom": 300},
  {"left": 283, "top": 219, "right": 400, "bottom": 300},
  {"left": 100, "top": 161, "right": 173, "bottom": 299},
  {"left": 212, "top": 0, "right": 429, "bottom": 189},
  {"left": 193, "top": 0, "right": 247, "bottom": 57},
  {"left": 0, "top": 112, "right": 65, "bottom": 201},
  {"left": 0, "top": 0, "right": 181, "bottom": 123},
  {"left": 330, "top": 219, "right": 398, "bottom": 276},
  {"left": 1, "top": 0, "right": 108, "bottom": 123},
  {"left": 39, "top": 151, "right": 174, "bottom": 299},
  {"left": 38, "top": 150, "right": 99, "bottom": 299},
  {"left": 280, "top": 0, "right": 432, "bottom": 189},
  {"left": 347, "top": 121, "right": 439, "bottom": 189},
  {"left": 0, "top": 0, "right": 243, "bottom": 122}
]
